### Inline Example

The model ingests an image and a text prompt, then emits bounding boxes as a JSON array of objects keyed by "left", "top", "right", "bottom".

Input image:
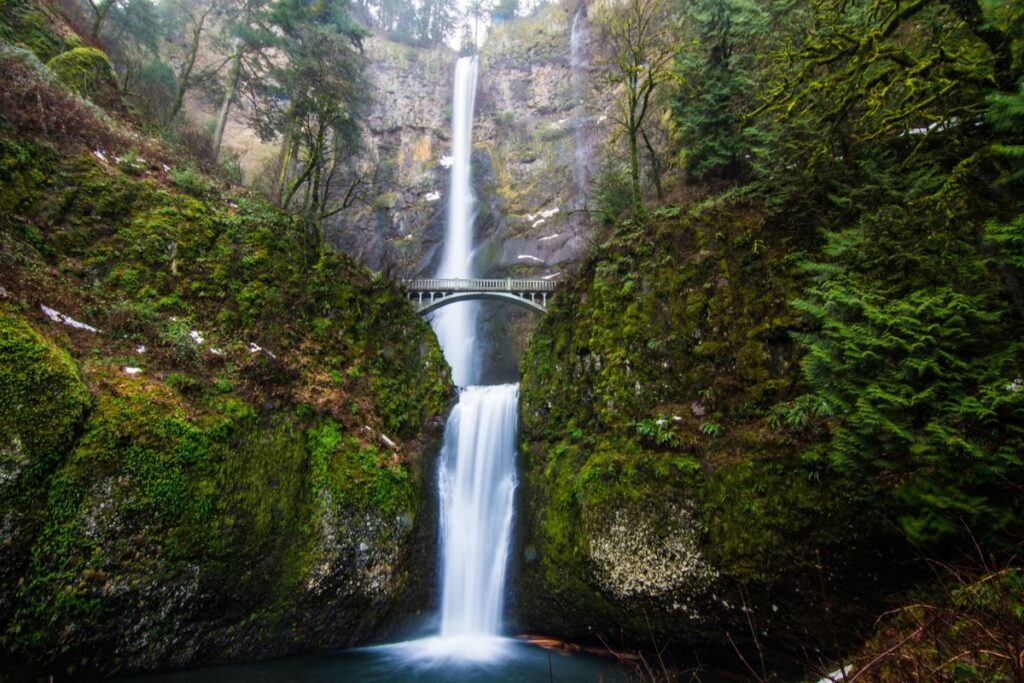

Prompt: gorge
[{"left": 1, "top": 0, "right": 1023, "bottom": 681}]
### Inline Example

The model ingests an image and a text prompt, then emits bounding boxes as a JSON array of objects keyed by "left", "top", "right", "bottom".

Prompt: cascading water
[
  {"left": 432, "top": 56, "right": 480, "bottom": 388},
  {"left": 571, "top": 5, "right": 592, "bottom": 199},
  {"left": 437, "top": 384, "right": 519, "bottom": 639},
  {"left": 120, "top": 51, "right": 625, "bottom": 683},
  {"left": 422, "top": 54, "right": 520, "bottom": 659}
]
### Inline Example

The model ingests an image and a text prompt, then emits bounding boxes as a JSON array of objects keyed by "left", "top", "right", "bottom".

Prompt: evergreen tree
[{"left": 669, "top": 0, "right": 759, "bottom": 182}]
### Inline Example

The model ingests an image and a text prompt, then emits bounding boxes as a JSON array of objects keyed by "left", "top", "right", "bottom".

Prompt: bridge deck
[{"left": 401, "top": 278, "right": 557, "bottom": 292}]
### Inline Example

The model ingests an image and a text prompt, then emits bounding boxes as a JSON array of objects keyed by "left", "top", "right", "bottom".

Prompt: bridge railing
[{"left": 401, "top": 278, "right": 557, "bottom": 292}]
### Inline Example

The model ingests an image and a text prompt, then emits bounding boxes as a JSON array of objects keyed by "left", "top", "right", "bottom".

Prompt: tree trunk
[
  {"left": 166, "top": 10, "right": 210, "bottom": 126},
  {"left": 213, "top": 47, "right": 243, "bottom": 158},
  {"left": 629, "top": 127, "right": 642, "bottom": 216},
  {"left": 641, "top": 127, "right": 663, "bottom": 202},
  {"left": 90, "top": 0, "right": 112, "bottom": 39}
]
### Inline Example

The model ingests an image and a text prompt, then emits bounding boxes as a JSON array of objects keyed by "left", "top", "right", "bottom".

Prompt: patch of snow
[
  {"left": 380, "top": 434, "right": 398, "bottom": 450},
  {"left": 906, "top": 118, "right": 959, "bottom": 137},
  {"left": 123, "top": 367, "right": 143, "bottom": 375},
  {"left": 525, "top": 207, "right": 561, "bottom": 223},
  {"left": 40, "top": 305, "right": 99, "bottom": 333},
  {"left": 538, "top": 233, "right": 560, "bottom": 242},
  {"left": 817, "top": 665, "right": 854, "bottom": 683},
  {"left": 248, "top": 342, "right": 277, "bottom": 359},
  {"left": 209, "top": 347, "right": 224, "bottom": 356},
  {"left": 532, "top": 219, "right": 546, "bottom": 228},
  {"left": 424, "top": 191, "right": 441, "bottom": 202},
  {"left": 163, "top": 164, "right": 171, "bottom": 172},
  {"left": 517, "top": 255, "right": 544, "bottom": 263},
  {"left": 135, "top": 345, "right": 146, "bottom": 354},
  {"left": 189, "top": 330, "right": 204, "bottom": 345},
  {"left": 92, "top": 150, "right": 107, "bottom": 163},
  {"left": 439, "top": 155, "right": 454, "bottom": 168}
]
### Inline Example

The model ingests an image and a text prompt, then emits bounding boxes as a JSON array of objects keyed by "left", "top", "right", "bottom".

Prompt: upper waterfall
[{"left": 432, "top": 56, "right": 481, "bottom": 387}]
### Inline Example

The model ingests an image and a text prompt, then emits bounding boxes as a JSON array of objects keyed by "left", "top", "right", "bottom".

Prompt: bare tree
[
  {"left": 163, "top": 0, "right": 216, "bottom": 126},
  {"left": 593, "top": 0, "right": 675, "bottom": 217}
]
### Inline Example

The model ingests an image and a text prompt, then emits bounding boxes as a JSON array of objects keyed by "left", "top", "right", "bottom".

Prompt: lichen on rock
[{"left": 587, "top": 504, "right": 717, "bottom": 610}]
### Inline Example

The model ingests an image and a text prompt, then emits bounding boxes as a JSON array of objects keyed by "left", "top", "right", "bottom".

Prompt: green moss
[
  {"left": 308, "top": 420, "right": 414, "bottom": 518},
  {"left": 0, "top": 310, "right": 90, "bottom": 627},
  {"left": 0, "top": 0, "right": 67, "bottom": 62},
  {"left": 45, "top": 48, "right": 118, "bottom": 105},
  {"left": 0, "top": 117, "right": 453, "bottom": 674},
  {"left": 0, "top": 310, "right": 90, "bottom": 489},
  {"left": 517, "top": 207, "right": 895, "bottom": 653}
]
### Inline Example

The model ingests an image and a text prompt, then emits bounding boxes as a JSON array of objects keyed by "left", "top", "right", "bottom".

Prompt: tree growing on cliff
[
  {"left": 257, "top": 0, "right": 369, "bottom": 244},
  {"left": 669, "top": 0, "right": 764, "bottom": 183},
  {"left": 593, "top": 0, "right": 675, "bottom": 217},
  {"left": 160, "top": 0, "right": 216, "bottom": 126}
]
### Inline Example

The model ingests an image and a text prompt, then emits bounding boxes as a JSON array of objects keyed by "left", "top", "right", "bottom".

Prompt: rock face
[
  {"left": 513, "top": 209, "right": 907, "bottom": 667},
  {"left": 326, "top": 4, "right": 608, "bottom": 280},
  {"left": 326, "top": 37, "right": 454, "bottom": 274}
]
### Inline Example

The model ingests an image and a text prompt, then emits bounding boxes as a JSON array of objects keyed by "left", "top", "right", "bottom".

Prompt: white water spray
[{"left": 438, "top": 384, "right": 519, "bottom": 638}]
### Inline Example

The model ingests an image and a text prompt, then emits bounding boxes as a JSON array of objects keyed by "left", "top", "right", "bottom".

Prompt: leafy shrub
[
  {"left": 594, "top": 158, "right": 632, "bottom": 224},
  {"left": 129, "top": 59, "right": 177, "bottom": 123},
  {"left": 169, "top": 166, "right": 214, "bottom": 198}
]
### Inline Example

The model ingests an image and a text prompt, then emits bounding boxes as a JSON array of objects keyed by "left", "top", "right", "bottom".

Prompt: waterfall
[
  {"left": 437, "top": 384, "right": 519, "bottom": 638},
  {"left": 419, "top": 55, "right": 519, "bottom": 659},
  {"left": 432, "top": 56, "right": 480, "bottom": 388},
  {"left": 571, "top": 5, "right": 591, "bottom": 199}
]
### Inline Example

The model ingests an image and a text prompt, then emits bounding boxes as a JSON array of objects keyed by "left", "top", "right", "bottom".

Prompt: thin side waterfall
[{"left": 571, "top": 5, "right": 591, "bottom": 199}]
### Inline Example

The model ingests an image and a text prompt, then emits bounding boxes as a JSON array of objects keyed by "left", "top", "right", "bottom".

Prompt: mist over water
[{"left": 571, "top": 5, "right": 592, "bottom": 199}]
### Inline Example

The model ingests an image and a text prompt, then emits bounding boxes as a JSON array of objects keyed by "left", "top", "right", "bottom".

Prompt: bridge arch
[
  {"left": 400, "top": 278, "right": 556, "bottom": 316},
  {"left": 417, "top": 291, "right": 546, "bottom": 315}
]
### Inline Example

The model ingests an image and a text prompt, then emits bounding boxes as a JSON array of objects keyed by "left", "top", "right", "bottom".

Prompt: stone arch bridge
[{"left": 400, "top": 278, "right": 556, "bottom": 315}]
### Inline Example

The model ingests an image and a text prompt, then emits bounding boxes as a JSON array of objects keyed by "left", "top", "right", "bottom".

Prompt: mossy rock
[
  {"left": 0, "top": 309, "right": 90, "bottom": 625},
  {"left": 46, "top": 47, "right": 121, "bottom": 109},
  {"left": 0, "top": 0, "right": 68, "bottom": 62},
  {"left": 515, "top": 208, "right": 903, "bottom": 665}
]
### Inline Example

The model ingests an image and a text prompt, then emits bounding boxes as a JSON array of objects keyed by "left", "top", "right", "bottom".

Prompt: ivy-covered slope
[
  {"left": 0, "top": 44, "right": 452, "bottom": 679},
  {"left": 514, "top": 209, "right": 905, "bottom": 665}
]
